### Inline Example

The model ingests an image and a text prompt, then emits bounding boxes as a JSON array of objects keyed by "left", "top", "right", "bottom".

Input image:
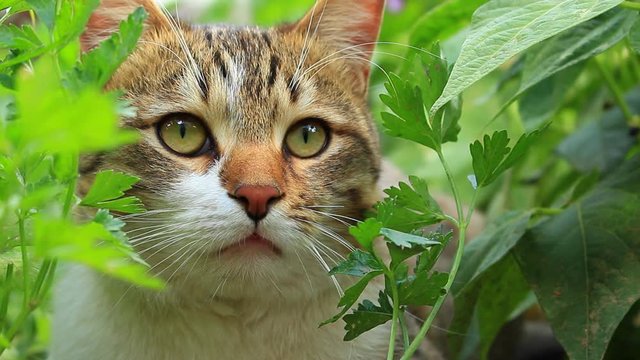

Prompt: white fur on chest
[{"left": 50, "top": 265, "right": 389, "bottom": 360}]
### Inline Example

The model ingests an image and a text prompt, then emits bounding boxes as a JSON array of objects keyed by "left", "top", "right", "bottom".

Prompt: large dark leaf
[
  {"left": 514, "top": 156, "right": 640, "bottom": 360},
  {"left": 557, "top": 90, "right": 639, "bottom": 173}
]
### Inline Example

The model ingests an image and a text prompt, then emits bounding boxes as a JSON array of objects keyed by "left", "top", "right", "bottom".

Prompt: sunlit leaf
[{"left": 80, "top": 170, "right": 144, "bottom": 214}]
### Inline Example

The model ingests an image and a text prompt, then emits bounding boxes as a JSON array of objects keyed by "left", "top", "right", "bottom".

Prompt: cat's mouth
[{"left": 219, "top": 233, "right": 282, "bottom": 256}]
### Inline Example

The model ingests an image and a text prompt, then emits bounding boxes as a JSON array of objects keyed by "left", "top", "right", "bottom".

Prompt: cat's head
[{"left": 80, "top": 0, "right": 384, "bottom": 301}]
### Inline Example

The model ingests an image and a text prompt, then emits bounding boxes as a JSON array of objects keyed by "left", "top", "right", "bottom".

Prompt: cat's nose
[{"left": 232, "top": 185, "right": 282, "bottom": 221}]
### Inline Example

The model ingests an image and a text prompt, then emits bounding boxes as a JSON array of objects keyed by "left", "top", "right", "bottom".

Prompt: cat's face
[{"left": 80, "top": 0, "right": 384, "bottom": 300}]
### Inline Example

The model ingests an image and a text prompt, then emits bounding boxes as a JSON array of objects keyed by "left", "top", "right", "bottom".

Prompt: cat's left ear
[
  {"left": 81, "top": 0, "right": 171, "bottom": 51},
  {"left": 293, "top": 0, "right": 385, "bottom": 94}
]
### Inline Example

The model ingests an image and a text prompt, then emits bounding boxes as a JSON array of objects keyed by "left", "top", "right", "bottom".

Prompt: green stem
[
  {"left": 387, "top": 272, "right": 400, "bottom": 360},
  {"left": 594, "top": 58, "right": 636, "bottom": 124},
  {"left": 0, "top": 263, "right": 14, "bottom": 329},
  {"left": 621, "top": 1, "right": 640, "bottom": 11},
  {"left": 400, "top": 150, "right": 471, "bottom": 360},
  {"left": 18, "top": 217, "right": 29, "bottom": 311},
  {"left": 436, "top": 150, "right": 464, "bottom": 221},
  {"left": 400, "top": 224, "right": 467, "bottom": 360},
  {"left": 398, "top": 309, "right": 410, "bottom": 351},
  {"left": 534, "top": 207, "right": 564, "bottom": 216}
]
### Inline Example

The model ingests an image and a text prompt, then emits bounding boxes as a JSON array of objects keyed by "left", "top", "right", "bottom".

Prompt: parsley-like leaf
[
  {"left": 80, "top": 170, "right": 145, "bottom": 213},
  {"left": 74, "top": 7, "right": 148, "bottom": 87},
  {"left": 348, "top": 218, "right": 382, "bottom": 251},
  {"left": 470, "top": 128, "right": 545, "bottom": 188},
  {"left": 342, "top": 291, "right": 394, "bottom": 341},
  {"left": 380, "top": 44, "right": 461, "bottom": 151},
  {"left": 376, "top": 176, "right": 444, "bottom": 232}
]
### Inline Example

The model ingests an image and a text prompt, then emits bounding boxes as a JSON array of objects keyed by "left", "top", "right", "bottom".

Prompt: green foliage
[
  {"left": 514, "top": 155, "right": 640, "bottom": 360},
  {"left": 0, "top": 0, "right": 160, "bottom": 355},
  {"left": 433, "top": 0, "right": 624, "bottom": 112}
]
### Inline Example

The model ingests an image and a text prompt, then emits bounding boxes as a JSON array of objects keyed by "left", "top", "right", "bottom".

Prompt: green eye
[
  {"left": 158, "top": 114, "right": 209, "bottom": 156},
  {"left": 285, "top": 119, "right": 329, "bottom": 158}
]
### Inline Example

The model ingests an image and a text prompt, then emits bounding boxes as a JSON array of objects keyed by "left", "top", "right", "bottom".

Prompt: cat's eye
[
  {"left": 157, "top": 114, "right": 210, "bottom": 156},
  {"left": 285, "top": 119, "right": 329, "bottom": 158}
]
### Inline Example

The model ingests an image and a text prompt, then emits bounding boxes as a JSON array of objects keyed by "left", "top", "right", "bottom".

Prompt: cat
[{"left": 50, "top": 0, "right": 397, "bottom": 359}]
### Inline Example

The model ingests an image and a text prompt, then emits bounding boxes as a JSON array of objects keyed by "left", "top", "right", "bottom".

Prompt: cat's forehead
[{"left": 108, "top": 22, "right": 358, "bottom": 139}]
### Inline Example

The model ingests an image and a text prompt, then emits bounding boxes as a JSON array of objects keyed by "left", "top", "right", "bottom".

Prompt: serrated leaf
[
  {"left": 432, "top": 0, "right": 625, "bottom": 113},
  {"left": 381, "top": 228, "right": 441, "bottom": 249},
  {"left": 470, "top": 129, "right": 544, "bottom": 188},
  {"left": 398, "top": 271, "right": 448, "bottom": 306},
  {"left": 0, "top": 24, "right": 43, "bottom": 51},
  {"left": 342, "top": 292, "right": 393, "bottom": 341},
  {"left": 376, "top": 176, "right": 445, "bottom": 232},
  {"left": 80, "top": 170, "right": 144, "bottom": 214},
  {"left": 348, "top": 218, "right": 382, "bottom": 251},
  {"left": 381, "top": 44, "right": 461, "bottom": 151},
  {"left": 514, "top": 155, "right": 640, "bottom": 360},
  {"left": 9, "top": 57, "right": 137, "bottom": 152},
  {"left": 34, "top": 218, "right": 163, "bottom": 289},
  {"left": 321, "top": 270, "right": 383, "bottom": 326},
  {"left": 329, "top": 249, "right": 383, "bottom": 277},
  {"left": 74, "top": 7, "right": 148, "bottom": 87}
]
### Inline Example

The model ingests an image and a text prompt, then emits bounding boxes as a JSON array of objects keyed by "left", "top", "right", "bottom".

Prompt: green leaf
[
  {"left": 558, "top": 91, "right": 638, "bottom": 173},
  {"left": 74, "top": 7, "right": 148, "bottom": 87},
  {"left": 510, "top": 8, "right": 637, "bottom": 120},
  {"left": 9, "top": 57, "right": 137, "bottom": 153},
  {"left": 450, "top": 255, "right": 533, "bottom": 360},
  {"left": 409, "top": 0, "right": 488, "bottom": 46},
  {"left": 470, "top": 129, "right": 544, "bottom": 188},
  {"left": 398, "top": 271, "right": 448, "bottom": 306},
  {"left": 321, "top": 270, "right": 383, "bottom": 326},
  {"left": 342, "top": 291, "right": 393, "bottom": 341},
  {"left": 380, "top": 228, "right": 441, "bottom": 249},
  {"left": 381, "top": 44, "right": 461, "bottom": 151},
  {"left": 514, "top": 155, "right": 640, "bottom": 360},
  {"left": 629, "top": 16, "right": 640, "bottom": 53},
  {"left": 34, "top": 218, "right": 163, "bottom": 289},
  {"left": 80, "top": 170, "right": 145, "bottom": 214},
  {"left": 348, "top": 219, "right": 382, "bottom": 251},
  {"left": 0, "top": 25, "right": 43, "bottom": 51},
  {"left": 52, "top": 0, "right": 99, "bottom": 44},
  {"left": 329, "top": 250, "right": 383, "bottom": 277},
  {"left": 376, "top": 176, "right": 445, "bottom": 232},
  {"left": 518, "top": 64, "right": 586, "bottom": 131},
  {"left": 453, "top": 210, "right": 533, "bottom": 296},
  {"left": 432, "top": 0, "right": 625, "bottom": 113},
  {"left": 26, "top": 0, "right": 56, "bottom": 30}
]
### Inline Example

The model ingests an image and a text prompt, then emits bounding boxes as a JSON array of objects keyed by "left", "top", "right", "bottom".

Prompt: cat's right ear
[{"left": 81, "top": 0, "right": 170, "bottom": 51}]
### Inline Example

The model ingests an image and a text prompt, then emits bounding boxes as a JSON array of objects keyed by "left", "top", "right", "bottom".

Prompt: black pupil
[
  {"left": 302, "top": 125, "right": 316, "bottom": 144},
  {"left": 178, "top": 121, "right": 187, "bottom": 139}
]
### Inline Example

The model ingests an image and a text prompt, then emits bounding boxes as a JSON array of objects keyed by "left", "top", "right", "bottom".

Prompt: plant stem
[
  {"left": 400, "top": 224, "right": 467, "bottom": 360},
  {"left": 18, "top": 217, "right": 29, "bottom": 311},
  {"left": 400, "top": 150, "right": 471, "bottom": 359},
  {"left": 436, "top": 150, "right": 464, "bottom": 221},
  {"left": 621, "top": 1, "right": 640, "bottom": 11},
  {"left": 398, "top": 309, "right": 410, "bottom": 351},
  {"left": 594, "top": 58, "right": 637, "bottom": 124},
  {"left": 387, "top": 272, "right": 400, "bottom": 360},
  {"left": 0, "top": 264, "right": 14, "bottom": 330}
]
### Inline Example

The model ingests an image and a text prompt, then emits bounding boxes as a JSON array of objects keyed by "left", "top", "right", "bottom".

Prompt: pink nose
[{"left": 233, "top": 185, "right": 282, "bottom": 221}]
